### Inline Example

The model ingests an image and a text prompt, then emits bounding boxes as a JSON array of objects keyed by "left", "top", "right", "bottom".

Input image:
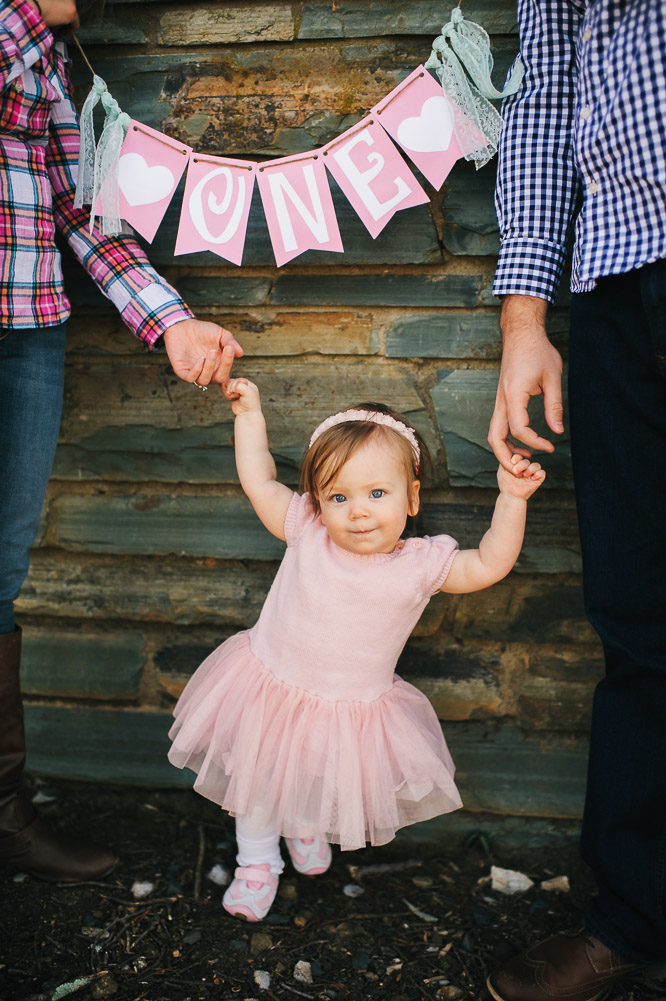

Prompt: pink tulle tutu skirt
[{"left": 168, "top": 631, "right": 462, "bottom": 850}]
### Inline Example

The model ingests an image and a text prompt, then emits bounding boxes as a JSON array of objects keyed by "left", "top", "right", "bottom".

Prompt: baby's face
[{"left": 317, "top": 441, "right": 420, "bottom": 555}]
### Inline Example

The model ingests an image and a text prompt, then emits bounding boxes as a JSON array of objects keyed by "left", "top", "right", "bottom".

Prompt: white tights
[{"left": 235, "top": 811, "right": 284, "bottom": 875}]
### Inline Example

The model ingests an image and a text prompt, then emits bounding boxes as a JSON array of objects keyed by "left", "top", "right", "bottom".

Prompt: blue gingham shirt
[{"left": 494, "top": 0, "right": 666, "bottom": 302}]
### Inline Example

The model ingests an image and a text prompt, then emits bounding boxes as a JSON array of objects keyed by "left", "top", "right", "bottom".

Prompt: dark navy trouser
[
  {"left": 569, "top": 262, "right": 666, "bottom": 963},
  {"left": 0, "top": 325, "right": 67, "bottom": 636}
]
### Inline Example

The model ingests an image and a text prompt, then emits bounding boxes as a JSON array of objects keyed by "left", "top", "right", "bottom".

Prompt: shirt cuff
[
  {"left": 120, "top": 283, "right": 194, "bottom": 349},
  {"left": 493, "top": 237, "right": 568, "bottom": 304},
  {"left": 4, "top": 0, "right": 53, "bottom": 71}
]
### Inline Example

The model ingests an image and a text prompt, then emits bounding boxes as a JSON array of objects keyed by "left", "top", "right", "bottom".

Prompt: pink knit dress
[{"left": 168, "top": 493, "right": 463, "bottom": 850}]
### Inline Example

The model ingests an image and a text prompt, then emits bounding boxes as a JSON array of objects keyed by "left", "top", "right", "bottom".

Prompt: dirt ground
[{"left": 1, "top": 781, "right": 663, "bottom": 1001}]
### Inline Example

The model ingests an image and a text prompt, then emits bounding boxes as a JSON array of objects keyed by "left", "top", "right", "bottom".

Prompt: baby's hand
[
  {"left": 221, "top": 377, "right": 261, "bottom": 416},
  {"left": 497, "top": 454, "right": 546, "bottom": 499}
]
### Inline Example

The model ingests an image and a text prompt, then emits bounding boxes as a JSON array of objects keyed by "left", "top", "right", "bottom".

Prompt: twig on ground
[
  {"left": 281, "top": 985, "right": 316, "bottom": 1000},
  {"left": 407, "top": 972, "right": 436, "bottom": 1000},
  {"left": 131, "top": 916, "right": 162, "bottom": 950},
  {"left": 98, "top": 895, "right": 180, "bottom": 906},
  {"left": 347, "top": 858, "right": 423, "bottom": 880},
  {"left": 45, "top": 933, "right": 78, "bottom": 957},
  {"left": 316, "top": 909, "right": 415, "bottom": 927},
  {"left": 402, "top": 898, "right": 439, "bottom": 922},
  {"left": 277, "top": 938, "right": 330, "bottom": 953}
]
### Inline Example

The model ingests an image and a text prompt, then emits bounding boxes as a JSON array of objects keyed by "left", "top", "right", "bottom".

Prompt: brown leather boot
[
  {"left": 0, "top": 627, "right": 119, "bottom": 881},
  {"left": 486, "top": 928, "right": 665, "bottom": 1001}
]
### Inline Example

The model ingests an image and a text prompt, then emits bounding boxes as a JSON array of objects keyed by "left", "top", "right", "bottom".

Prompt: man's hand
[
  {"left": 163, "top": 319, "right": 243, "bottom": 388},
  {"left": 488, "top": 294, "right": 564, "bottom": 471},
  {"left": 28, "top": 0, "right": 79, "bottom": 29}
]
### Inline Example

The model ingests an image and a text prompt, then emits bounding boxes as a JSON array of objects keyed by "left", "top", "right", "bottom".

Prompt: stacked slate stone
[{"left": 20, "top": 0, "right": 590, "bottom": 840}]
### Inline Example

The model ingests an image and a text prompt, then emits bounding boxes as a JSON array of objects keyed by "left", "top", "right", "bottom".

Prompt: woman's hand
[
  {"left": 29, "top": 0, "right": 80, "bottom": 30},
  {"left": 163, "top": 319, "right": 243, "bottom": 388}
]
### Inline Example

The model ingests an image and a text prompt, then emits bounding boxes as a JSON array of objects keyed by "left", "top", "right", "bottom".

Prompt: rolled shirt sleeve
[
  {"left": 493, "top": 0, "right": 584, "bottom": 304},
  {"left": 46, "top": 55, "right": 193, "bottom": 346}
]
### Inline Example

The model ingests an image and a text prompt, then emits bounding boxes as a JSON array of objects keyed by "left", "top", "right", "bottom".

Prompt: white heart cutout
[
  {"left": 396, "top": 95, "right": 454, "bottom": 153},
  {"left": 118, "top": 152, "right": 175, "bottom": 207}
]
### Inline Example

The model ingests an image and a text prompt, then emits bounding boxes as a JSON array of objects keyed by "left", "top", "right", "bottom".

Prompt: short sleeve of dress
[
  {"left": 418, "top": 534, "right": 460, "bottom": 596},
  {"left": 283, "top": 492, "right": 317, "bottom": 547}
]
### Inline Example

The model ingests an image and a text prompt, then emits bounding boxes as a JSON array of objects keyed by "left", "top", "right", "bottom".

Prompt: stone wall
[{"left": 21, "top": 1, "right": 597, "bottom": 833}]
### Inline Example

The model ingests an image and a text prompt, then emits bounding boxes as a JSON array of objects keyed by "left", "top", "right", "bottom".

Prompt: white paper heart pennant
[
  {"left": 109, "top": 121, "right": 192, "bottom": 242},
  {"left": 397, "top": 95, "right": 454, "bottom": 153},
  {"left": 372, "top": 66, "right": 467, "bottom": 189},
  {"left": 118, "top": 152, "right": 176, "bottom": 207}
]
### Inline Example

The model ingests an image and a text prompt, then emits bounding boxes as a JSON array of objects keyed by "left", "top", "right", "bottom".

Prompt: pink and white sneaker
[
  {"left": 285, "top": 837, "right": 332, "bottom": 876},
  {"left": 222, "top": 864, "right": 279, "bottom": 922}
]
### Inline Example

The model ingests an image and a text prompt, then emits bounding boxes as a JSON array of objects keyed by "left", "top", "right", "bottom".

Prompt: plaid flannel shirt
[
  {"left": 494, "top": 0, "right": 666, "bottom": 303},
  {"left": 0, "top": 0, "right": 192, "bottom": 342}
]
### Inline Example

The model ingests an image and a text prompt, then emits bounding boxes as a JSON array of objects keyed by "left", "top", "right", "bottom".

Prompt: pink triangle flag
[
  {"left": 322, "top": 116, "right": 429, "bottom": 239},
  {"left": 374, "top": 66, "right": 482, "bottom": 188},
  {"left": 175, "top": 154, "right": 256, "bottom": 265},
  {"left": 256, "top": 152, "right": 343, "bottom": 267},
  {"left": 110, "top": 121, "right": 191, "bottom": 242}
]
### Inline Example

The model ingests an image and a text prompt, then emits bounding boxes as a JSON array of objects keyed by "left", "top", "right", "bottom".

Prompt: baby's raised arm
[
  {"left": 223, "top": 378, "right": 294, "bottom": 541},
  {"left": 441, "top": 456, "right": 545, "bottom": 594}
]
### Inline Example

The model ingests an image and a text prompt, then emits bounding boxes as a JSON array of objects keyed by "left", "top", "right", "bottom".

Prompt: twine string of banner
[
  {"left": 375, "top": 72, "right": 425, "bottom": 117},
  {"left": 72, "top": 32, "right": 95, "bottom": 76},
  {"left": 193, "top": 155, "right": 254, "bottom": 170},
  {"left": 132, "top": 123, "right": 189, "bottom": 154},
  {"left": 259, "top": 153, "right": 319, "bottom": 172},
  {"left": 323, "top": 119, "right": 376, "bottom": 154}
]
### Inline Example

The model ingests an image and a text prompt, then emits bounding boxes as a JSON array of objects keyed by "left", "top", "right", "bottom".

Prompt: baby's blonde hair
[{"left": 300, "top": 403, "right": 430, "bottom": 516}]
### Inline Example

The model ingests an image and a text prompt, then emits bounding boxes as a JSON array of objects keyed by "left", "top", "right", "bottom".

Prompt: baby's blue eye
[
  {"left": 370, "top": 489, "right": 385, "bottom": 499},
  {"left": 332, "top": 494, "right": 346, "bottom": 504}
]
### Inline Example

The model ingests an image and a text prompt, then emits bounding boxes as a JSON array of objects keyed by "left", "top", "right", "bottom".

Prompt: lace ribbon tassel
[
  {"left": 74, "top": 74, "right": 108, "bottom": 208},
  {"left": 424, "top": 7, "right": 524, "bottom": 169},
  {"left": 90, "top": 91, "right": 131, "bottom": 236}
]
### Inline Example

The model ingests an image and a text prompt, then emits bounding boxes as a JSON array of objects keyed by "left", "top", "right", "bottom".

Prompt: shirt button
[
  {"left": 412, "top": 540, "right": 423, "bottom": 549},
  {"left": 583, "top": 29, "right": 592, "bottom": 42},
  {"left": 13, "top": 81, "right": 23, "bottom": 93},
  {"left": 588, "top": 181, "right": 599, "bottom": 195},
  {"left": 581, "top": 106, "right": 592, "bottom": 120}
]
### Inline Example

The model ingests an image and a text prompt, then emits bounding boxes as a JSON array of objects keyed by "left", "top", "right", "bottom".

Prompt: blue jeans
[
  {"left": 569, "top": 262, "right": 666, "bottom": 963},
  {"left": 0, "top": 325, "right": 67, "bottom": 636}
]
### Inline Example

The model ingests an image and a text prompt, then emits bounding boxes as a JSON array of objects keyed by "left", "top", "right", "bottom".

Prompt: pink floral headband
[{"left": 308, "top": 409, "right": 421, "bottom": 469}]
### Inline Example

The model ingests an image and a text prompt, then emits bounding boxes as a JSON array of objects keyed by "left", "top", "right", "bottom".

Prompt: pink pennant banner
[
  {"left": 113, "top": 121, "right": 191, "bottom": 242},
  {"left": 256, "top": 153, "right": 343, "bottom": 267},
  {"left": 175, "top": 155, "right": 256, "bottom": 265},
  {"left": 322, "top": 116, "right": 429, "bottom": 239},
  {"left": 96, "top": 59, "right": 489, "bottom": 265},
  {"left": 374, "top": 66, "right": 480, "bottom": 188}
]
